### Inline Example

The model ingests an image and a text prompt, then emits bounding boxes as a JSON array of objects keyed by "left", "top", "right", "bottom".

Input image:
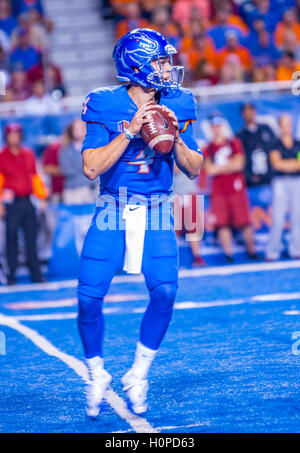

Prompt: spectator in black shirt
[
  {"left": 266, "top": 114, "right": 300, "bottom": 261},
  {"left": 237, "top": 103, "right": 276, "bottom": 188}
]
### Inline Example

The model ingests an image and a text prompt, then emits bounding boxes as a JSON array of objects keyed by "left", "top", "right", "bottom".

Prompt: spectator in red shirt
[
  {"left": 0, "top": 123, "right": 45, "bottom": 284},
  {"left": 203, "top": 113, "right": 257, "bottom": 262},
  {"left": 44, "top": 62, "right": 66, "bottom": 98},
  {"left": 8, "top": 68, "right": 32, "bottom": 100},
  {"left": 42, "top": 141, "right": 64, "bottom": 202}
]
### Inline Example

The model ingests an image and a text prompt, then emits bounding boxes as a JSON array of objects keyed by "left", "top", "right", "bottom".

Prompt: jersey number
[
  {"left": 82, "top": 97, "right": 90, "bottom": 115},
  {"left": 128, "top": 147, "right": 155, "bottom": 173}
]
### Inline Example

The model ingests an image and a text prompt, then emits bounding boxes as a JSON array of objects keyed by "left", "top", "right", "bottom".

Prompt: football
[{"left": 141, "top": 105, "right": 176, "bottom": 154}]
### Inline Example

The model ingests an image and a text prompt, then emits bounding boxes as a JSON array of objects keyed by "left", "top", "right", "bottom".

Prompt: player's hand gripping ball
[{"left": 141, "top": 105, "right": 177, "bottom": 154}]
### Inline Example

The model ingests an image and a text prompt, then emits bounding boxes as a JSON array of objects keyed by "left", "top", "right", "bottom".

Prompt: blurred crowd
[
  {"left": 0, "top": 0, "right": 66, "bottom": 104},
  {"left": 1, "top": 102, "right": 300, "bottom": 283},
  {"left": 174, "top": 104, "right": 300, "bottom": 266},
  {"left": 0, "top": 117, "right": 97, "bottom": 284},
  {"left": 104, "top": 0, "right": 300, "bottom": 85},
  {"left": 1, "top": 0, "right": 300, "bottom": 284}
]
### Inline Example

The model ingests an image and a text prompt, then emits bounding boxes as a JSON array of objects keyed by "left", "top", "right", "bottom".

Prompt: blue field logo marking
[
  {"left": 292, "top": 71, "right": 300, "bottom": 96},
  {"left": 0, "top": 332, "right": 6, "bottom": 355}
]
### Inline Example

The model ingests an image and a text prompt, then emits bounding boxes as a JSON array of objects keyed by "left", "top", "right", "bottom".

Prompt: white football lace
[{"left": 147, "top": 114, "right": 157, "bottom": 134}]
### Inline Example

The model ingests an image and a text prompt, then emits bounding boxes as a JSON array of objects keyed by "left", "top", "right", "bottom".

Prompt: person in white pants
[{"left": 266, "top": 114, "right": 300, "bottom": 261}]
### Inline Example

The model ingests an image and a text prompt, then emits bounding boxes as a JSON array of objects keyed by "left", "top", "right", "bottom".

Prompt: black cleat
[
  {"left": 247, "top": 252, "right": 260, "bottom": 261},
  {"left": 7, "top": 276, "right": 16, "bottom": 286},
  {"left": 225, "top": 255, "right": 235, "bottom": 264},
  {"left": 31, "top": 275, "right": 47, "bottom": 283}
]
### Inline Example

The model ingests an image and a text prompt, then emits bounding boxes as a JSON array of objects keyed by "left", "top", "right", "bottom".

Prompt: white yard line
[
  {"left": 15, "top": 313, "right": 78, "bottom": 321},
  {"left": 1, "top": 260, "right": 300, "bottom": 295},
  {"left": 178, "top": 260, "right": 300, "bottom": 278},
  {"left": 11, "top": 291, "right": 300, "bottom": 321},
  {"left": 132, "top": 292, "right": 300, "bottom": 313},
  {"left": 4, "top": 294, "right": 148, "bottom": 310},
  {"left": 5, "top": 299, "right": 77, "bottom": 310},
  {"left": 14, "top": 308, "right": 121, "bottom": 321},
  {"left": 252, "top": 293, "right": 300, "bottom": 302},
  {"left": 0, "top": 313, "right": 158, "bottom": 434},
  {"left": 0, "top": 280, "right": 78, "bottom": 294}
]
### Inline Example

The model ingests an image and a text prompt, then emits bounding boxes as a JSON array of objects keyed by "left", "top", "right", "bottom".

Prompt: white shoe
[
  {"left": 121, "top": 369, "right": 148, "bottom": 415},
  {"left": 86, "top": 368, "right": 112, "bottom": 417}
]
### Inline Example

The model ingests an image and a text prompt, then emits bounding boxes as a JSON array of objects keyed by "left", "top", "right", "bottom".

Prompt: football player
[{"left": 79, "top": 28, "right": 203, "bottom": 417}]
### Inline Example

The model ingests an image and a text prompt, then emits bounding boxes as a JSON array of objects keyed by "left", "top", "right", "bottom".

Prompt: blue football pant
[{"left": 78, "top": 221, "right": 178, "bottom": 358}]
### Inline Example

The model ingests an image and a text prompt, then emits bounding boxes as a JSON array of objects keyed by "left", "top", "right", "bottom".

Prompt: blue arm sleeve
[
  {"left": 180, "top": 122, "right": 202, "bottom": 154},
  {"left": 81, "top": 122, "right": 110, "bottom": 152}
]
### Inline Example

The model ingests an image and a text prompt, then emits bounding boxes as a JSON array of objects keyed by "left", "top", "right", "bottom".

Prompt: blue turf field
[{"left": 1, "top": 260, "right": 300, "bottom": 433}]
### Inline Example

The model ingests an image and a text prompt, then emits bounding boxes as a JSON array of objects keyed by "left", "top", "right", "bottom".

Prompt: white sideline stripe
[
  {"left": 5, "top": 299, "right": 77, "bottom": 310},
  {"left": 178, "top": 259, "right": 300, "bottom": 278},
  {"left": 174, "top": 299, "right": 245, "bottom": 310},
  {"left": 15, "top": 313, "right": 78, "bottom": 321},
  {"left": 252, "top": 292, "right": 300, "bottom": 302},
  {"left": 4, "top": 293, "right": 148, "bottom": 310},
  {"left": 133, "top": 292, "right": 300, "bottom": 313},
  {"left": 0, "top": 280, "right": 78, "bottom": 294},
  {"left": 12, "top": 291, "right": 300, "bottom": 321},
  {"left": 14, "top": 307, "right": 122, "bottom": 321},
  {"left": 0, "top": 314, "right": 157, "bottom": 434},
  {"left": 1, "top": 260, "right": 300, "bottom": 294}
]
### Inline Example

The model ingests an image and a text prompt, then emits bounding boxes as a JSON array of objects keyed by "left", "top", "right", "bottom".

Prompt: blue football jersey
[{"left": 81, "top": 85, "right": 201, "bottom": 200}]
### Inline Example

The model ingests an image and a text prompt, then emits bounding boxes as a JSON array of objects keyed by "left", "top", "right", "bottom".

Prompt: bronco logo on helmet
[
  {"left": 113, "top": 28, "right": 184, "bottom": 94},
  {"left": 133, "top": 33, "right": 159, "bottom": 53}
]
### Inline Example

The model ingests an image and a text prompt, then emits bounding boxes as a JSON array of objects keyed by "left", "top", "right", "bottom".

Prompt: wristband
[{"left": 123, "top": 128, "right": 135, "bottom": 141}]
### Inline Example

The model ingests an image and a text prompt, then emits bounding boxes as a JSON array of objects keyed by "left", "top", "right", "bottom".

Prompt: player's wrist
[
  {"left": 174, "top": 135, "right": 183, "bottom": 146},
  {"left": 123, "top": 128, "right": 135, "bottom": 141}
]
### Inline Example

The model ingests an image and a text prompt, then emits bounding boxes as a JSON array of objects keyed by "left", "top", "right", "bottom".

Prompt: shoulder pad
[
  {"left": 160, "top": 87, "right": 197, "bottom": 122},
  {"left": 81, "top": 86, "right": 122, "bottom": 124}
]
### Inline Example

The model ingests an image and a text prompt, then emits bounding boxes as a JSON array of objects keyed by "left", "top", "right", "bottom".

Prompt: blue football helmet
[{"left": 113, "top": 28, "right": 184, "bottom": 93}]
